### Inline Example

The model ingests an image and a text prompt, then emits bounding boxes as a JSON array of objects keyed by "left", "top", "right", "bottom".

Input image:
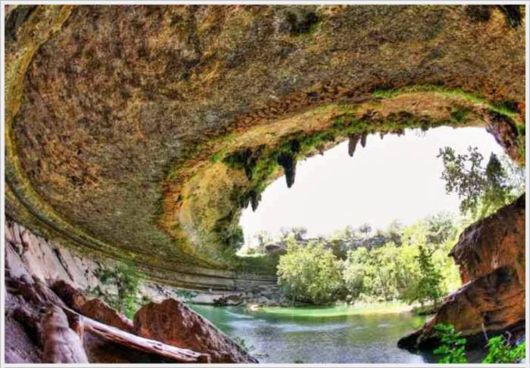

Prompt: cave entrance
[
  {"left": 171, "top": 88, "right": 524, "bottom": 271},
  {"left": 238, "top": 126, "right": 512, "bottom": 252}
]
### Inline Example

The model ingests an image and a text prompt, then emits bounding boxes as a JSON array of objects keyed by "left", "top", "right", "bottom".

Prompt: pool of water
[{"left": 190, "top": 304, "right": 434, "bottom": 364}]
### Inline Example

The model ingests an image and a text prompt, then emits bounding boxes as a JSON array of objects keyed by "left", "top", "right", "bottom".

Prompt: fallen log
[{"left": 62, "top": 307, "right": 211, "bottom": 363}]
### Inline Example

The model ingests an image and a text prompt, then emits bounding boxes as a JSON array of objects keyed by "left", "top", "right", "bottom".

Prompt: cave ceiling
[{"left": 4, "top": 5, "right": 526, "bottom": 282}]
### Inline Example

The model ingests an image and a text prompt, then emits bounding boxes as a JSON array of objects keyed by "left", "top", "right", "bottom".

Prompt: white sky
[{"left": 239, "top": 127, "right": 505, "bottom": 245}]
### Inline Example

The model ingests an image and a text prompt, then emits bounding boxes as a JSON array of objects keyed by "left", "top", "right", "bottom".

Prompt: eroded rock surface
[
  {"left": 399, "top": 196, "right": 526, "bottom": 351},
  {"left": 450, "top": 194, "right": 525, "bottom": 284},
  {"left": 5, "top": 5, "right": 526, "bottom": 278},
  {"left": 134, "top": 299, "right": 258, "bottom": 363},
  {"left": 4, "top": 219, "right": 256, "bottom": 363},
  {"left": 79, "top": 299, "right": 135, "bottom": 333}
]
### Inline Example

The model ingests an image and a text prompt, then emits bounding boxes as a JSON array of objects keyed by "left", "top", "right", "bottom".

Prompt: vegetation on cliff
[
  {"left": 433, "top": 323, "right": 525, "bottom": 363},
  {"left": 88, "top": 262, "right": 142, "bottom": 319}
]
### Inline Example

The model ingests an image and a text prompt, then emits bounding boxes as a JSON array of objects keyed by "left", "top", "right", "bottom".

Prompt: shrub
[
  {"left": 482, "top": 336, "right": 525, "bottom": 363},
  {"left": 433, "top": 323, "right": 526, "bottom": 364},
  {"left": 433, "top": 324, "right": 467, "bottom": 363},
  {"left": 277, "top": 240, "right": 343, "bottom": 305}
]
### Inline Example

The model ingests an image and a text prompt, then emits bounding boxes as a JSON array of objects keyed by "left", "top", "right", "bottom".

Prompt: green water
[{"left": 190, "top": 304, "right": 433, "bottom": 363}]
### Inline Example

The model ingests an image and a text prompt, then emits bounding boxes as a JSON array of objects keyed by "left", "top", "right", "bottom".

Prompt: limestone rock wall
[
  {"left": 4, "top": 219, "right": 258, "bottom": 363},
  {"left": 5, "top": 5, "right": 526, "bottom": 278}
]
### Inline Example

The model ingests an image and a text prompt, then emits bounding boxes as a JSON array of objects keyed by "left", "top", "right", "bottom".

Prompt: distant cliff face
[{"left": 5, "top": 5, "right": 525, "bottom": 281}]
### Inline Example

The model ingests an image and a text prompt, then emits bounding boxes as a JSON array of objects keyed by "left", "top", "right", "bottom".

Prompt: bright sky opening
[{"left": 239, "top": 126, "right": 505, "bottom": 245}]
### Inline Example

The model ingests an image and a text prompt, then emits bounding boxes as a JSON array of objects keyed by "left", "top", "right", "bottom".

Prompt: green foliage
[
  {"left": 277, "top": 240, "right": 343, "bottom": 305},
  {"left": 433, "top": 324, "right": 526, "bottom": 364},
  {"left": 273, "top": 215, "right": 461, "bottom": 306},
  {"left": 342, "top": 214, "right": 461, "bottom": 305},
  {"left": 438, "top": 146, "right": 524, "bottom": 220},
  {"left": 343, "top": 242, "right": 411, "bottom": 302},
  {"left": 482, "top": 336, "right": 526, "bottom": 363},
  {"left": 433, "top": 324, "right": 468, "bottom": 363},
  {"left": 92, "top": 262, "right": 141, "bottom": 319},
  {"left": 411, "top": 245, "right": 443, "bottom": 307}
]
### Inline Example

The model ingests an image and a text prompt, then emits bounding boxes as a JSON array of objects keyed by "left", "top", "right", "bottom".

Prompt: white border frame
[{"left": 1, "top": 1, "right": 528, "bottom": 367}]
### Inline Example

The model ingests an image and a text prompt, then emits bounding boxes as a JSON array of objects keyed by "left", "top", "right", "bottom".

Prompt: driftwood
[
  {"left": 62, "top": 307, "right": 211, "bottom": 363},
  {"left": 42, "top": 305, "right": 89, "bottom": 363}
]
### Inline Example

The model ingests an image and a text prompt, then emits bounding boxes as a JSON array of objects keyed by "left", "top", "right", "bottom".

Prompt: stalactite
[
  {"left": 360, "top": 133, "right": 368, "bottom": 147},
  {"left": 250, "top": 191, "right": 261, "bottom": 211},
  {"left": 277, "top": 152, "right": 296, "bottom": 188},
  {"left": 239, "top": 195, "right": 250, "bottom": 209},
  {"left": 347, "top": 134, "right": 360, "bottom": 157}
]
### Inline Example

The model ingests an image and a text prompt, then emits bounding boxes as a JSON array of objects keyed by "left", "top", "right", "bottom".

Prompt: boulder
[
  {"left": 213, "top": 293, "right": 243, "bottom": 306},
  {"left": 450, "top": 194, "right": 525, "bottom": 284},
  {"left": 134, "top": 299, "right": 258, "bottom": 363},
  {"left": 79, "top": 299, "right": 134, "bottom": 333},
  {"left": 51, "top": 280, "right": 87, "bottom": 311}
]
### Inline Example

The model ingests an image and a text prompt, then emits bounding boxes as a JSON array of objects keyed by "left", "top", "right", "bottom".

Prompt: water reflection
[{"left": 191, "top": 305, "right": 428, "bottom": 364}]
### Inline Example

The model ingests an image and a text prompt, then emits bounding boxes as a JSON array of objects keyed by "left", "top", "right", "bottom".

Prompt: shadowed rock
[
  {"left": 4, "top": 5, "right": 525, "bottom": 274},
  {"left": 450, "top": 194, "right": 525, "bottom": 284},
  {"left": 79, "top": 299, "right": 134, "bottom": 333},
  {"left": 51, "top": 280, "right": 87, "bottom": 311},
  {"left": 398, "top": 266, "right": 525, "bottom": 351},
  {"left": 134, "top": 299, "right": 258, "bottom": 363}
]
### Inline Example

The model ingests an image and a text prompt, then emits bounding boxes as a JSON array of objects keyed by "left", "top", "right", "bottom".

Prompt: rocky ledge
[
  {"left": 398, "top": 194, "right": 526, "bottom": 351},
  {"left": 5, "top": 219, "right": 258, "bottom": 364}
]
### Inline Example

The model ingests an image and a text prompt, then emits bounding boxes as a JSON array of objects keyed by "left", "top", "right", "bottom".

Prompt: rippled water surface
[{"left": 190, "top": 304, "right": 433, "bottom": 363}]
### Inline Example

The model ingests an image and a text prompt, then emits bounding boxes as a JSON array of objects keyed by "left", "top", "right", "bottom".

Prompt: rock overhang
[{"left": 4, "top": 5, "right": 526, "bottom": 282}]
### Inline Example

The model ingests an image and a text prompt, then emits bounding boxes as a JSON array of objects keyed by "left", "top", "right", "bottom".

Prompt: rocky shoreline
[
  {"left": 398, "top": 195, "right": 526, "bottom": 351},
  {"left": 5, "top": 219, "right": 258, "bottom": 363}
]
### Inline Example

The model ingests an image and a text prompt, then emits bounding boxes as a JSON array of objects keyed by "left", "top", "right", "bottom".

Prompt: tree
[
  {"left": 410, "top": 245, "right": 443, "bottom": 307},
  {"left": 425, "top": 213, "right": 457, "bottom": 245},
  {"left": 438, "top": 146, "right": 524, "bottom": 220},
  {"left": 342, "top": 247, "right": 369, "bottom": 299},
  {"left": 279, "top": 226, "right": 307, "bottom": 242},
  {"left": 290, "top": 226, "right": 308, "bottom": 241},
  {"left": 277, "top": 240, "right": 343, "bottom": 305}
]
